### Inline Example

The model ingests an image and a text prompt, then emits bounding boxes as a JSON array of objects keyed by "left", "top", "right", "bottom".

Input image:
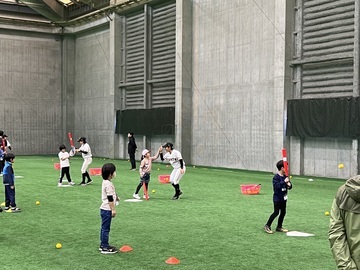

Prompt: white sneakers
[
  {"left": 58, "top": 183, "right": 62, "bottom": 187},
  {"left": 133, "top": 193, "right": 140, "bottom": 200},
  {"left": 143, "top": 195, "right": 150, "bottom": 199}
]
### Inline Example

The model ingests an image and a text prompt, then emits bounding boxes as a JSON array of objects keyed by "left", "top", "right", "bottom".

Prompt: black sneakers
[
  {"left": 172, "top": 190, "right": 183, "bottom": 200},
  {"left": 100, "top": 246, "right": 117, "bottom": 254},
  {"left": 86, "top": 180, "right": 93, "bottom": 185}
]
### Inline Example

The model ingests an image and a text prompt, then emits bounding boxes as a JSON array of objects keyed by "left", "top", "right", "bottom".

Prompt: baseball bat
[
  {"left": 282, "top": 148, "right": 289, "bottom": 177},
  {"left": 68, "top": 132, "right": 75, "bottom": 147}
]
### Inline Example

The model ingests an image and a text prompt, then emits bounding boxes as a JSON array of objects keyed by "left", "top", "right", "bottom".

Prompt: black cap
[
  {"left": 77, "top": 137, "right": 86, "bottom": 142},
  {"left": 162, "top": 142, "right": 173, "bottom": 148}
]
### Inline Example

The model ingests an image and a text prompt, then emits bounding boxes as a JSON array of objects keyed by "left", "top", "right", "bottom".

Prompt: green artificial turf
[{"left": 0, "top": 156, "right": 341, "bottom": 270}]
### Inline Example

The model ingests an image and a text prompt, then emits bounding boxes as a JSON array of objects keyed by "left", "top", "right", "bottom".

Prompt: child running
[
  {"left": 58, "top": 144, "right": 75, "bottom": 187},
  {"left": 133, "top": 147, "right": 162, "bottom": 199}
]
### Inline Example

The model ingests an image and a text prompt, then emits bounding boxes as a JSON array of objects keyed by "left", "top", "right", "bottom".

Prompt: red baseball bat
[
  {"left": 68, "top": 132, "right": 75, "bottom": 147},
  {"left": 282, "top": 148, "right": 289, "bottom": 177},
  {"left": 1, "top": 137, "right": 5, "bottom": 153}
]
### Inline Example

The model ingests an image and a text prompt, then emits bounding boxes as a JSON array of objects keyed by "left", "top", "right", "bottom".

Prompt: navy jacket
[
  {"left": 3, "top": 161, "right": 14, "bottom": 186},
  {"left": 272, "top": 173, "right": 292, "bottom": 202}
]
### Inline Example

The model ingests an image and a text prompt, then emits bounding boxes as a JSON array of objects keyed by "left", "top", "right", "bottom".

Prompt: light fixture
[{"left": 56, "top": 0, "right": 74, "bottom": 6}]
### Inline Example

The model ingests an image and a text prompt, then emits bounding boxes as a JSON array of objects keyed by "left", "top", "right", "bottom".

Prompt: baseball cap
[
  {"left": 142, "top": 149, "right": 150, "bottom": 156},
  {"left": 77, "top": 136, "right": 86, "bottom": 142},
  {"left": 162, "top": 142, "right": 173, "bottom": 148}
]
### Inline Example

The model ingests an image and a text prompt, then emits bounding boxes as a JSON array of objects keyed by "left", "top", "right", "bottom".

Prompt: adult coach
[
  {"left": 76, "top": 137, "right": 93, "bottom": 186},
  {"left": 160, "top": 142, "right": 186, "bottom": 200},
  {"left": 128, "top": 132, "right": 137, "bottom": 171},
  {"left": 329, "top": 175, "right": 360, "bottom": 269}
]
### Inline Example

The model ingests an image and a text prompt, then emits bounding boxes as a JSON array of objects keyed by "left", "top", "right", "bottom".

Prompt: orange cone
[
  {"left": 165, "top": 257, "right": 180, "bottom": 265},
  {"left": 119, "top": 245, "right": 133, "bottom": 252}
]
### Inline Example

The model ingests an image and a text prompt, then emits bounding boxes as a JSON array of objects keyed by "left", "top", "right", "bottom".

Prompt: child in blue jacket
[
  {"left": 264, "top": 160, "right": 292, "bottom": 234},
  {"left": 3, "top": 153, "right": 21, "bottom": 212}
]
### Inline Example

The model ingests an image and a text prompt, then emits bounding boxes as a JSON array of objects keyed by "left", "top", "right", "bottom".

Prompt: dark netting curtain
[
  {"left": 287, "top": 97, "right": 360, "bottom": 138},
  {"left": 116, "top": 107, "right": 175, "bottom": 135}
]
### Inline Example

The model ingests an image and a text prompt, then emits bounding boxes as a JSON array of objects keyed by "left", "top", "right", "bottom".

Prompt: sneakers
[
  {"left": 264, "top": 225, "right": 273, "bottom": 234},
  {"left": 130, "top": 168, "right": 136, "bottom": 171},
  {"left": 58, "top": 183, "right": 62, "bottom": 187},
  {"left": 69, "top": 181, "right": 75, "bottom": 186},
  {"left": 86, "top": 180, "right": 93, "bottom": 185},
  {"left": 172, "top": 195, "right": 179, "bottom": 200},
  {"left": 178, "top": 190, "right": 183, "bottom": 197},
  {"left": 143, "top": 195, "right": 150, "bottom": 199},
  {"left": 79, "top": 182, "right": 86, "bottom": 186},
  {"left": 11, "top": 207, "right": 21, "bottom": 212},
  {"left": 133, "top": 193, "right": 140, "bottom": 200},
  {"left": 276, "top": 227, "right": 289, "bottom": 233},
  {"left": 101, "top": 246, "right": 117, "bottom": 254},
  {"left": 4, "top": 207, "right": 9, "bottom": 211}
]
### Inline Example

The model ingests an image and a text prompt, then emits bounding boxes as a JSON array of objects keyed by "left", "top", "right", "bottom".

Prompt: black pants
[
  {"left": 59, "top": 167, "right": 72, "bottom": 183},
  {"left": 129, "top": 152, "right": 136, "bottom": 169},
  {"left": 0, "top": 158, "right": 4, "bottom": 174},
  {"left": 5, "top": 185, "right": 16, "bottom": 207},
  {"left": 266, "top": 201, "right": 287, "bottom": 229}
]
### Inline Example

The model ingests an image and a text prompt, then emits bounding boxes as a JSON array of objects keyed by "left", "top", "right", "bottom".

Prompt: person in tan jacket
[{"left": 329, "top": 175, "right": 360, "bottom": 269}]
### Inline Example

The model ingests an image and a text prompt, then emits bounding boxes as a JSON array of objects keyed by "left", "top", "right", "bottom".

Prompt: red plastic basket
[
  {"left": 54, "top": 163, "right": 61, "bottom": 170},
  {"left": 89, "top": 168, "right": 102, "bottom": 176},
  {"left": 240, "top": 184, "right": 261, "bottom": 195},
  {"left": 158, "top": 175, "right": 170, "bottom": 184}
]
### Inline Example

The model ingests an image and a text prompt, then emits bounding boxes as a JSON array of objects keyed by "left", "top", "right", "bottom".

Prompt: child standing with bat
[
  {"left": 132, "top": 147, "right": 162, "bottom": 200},
  {"left": 264, "top": 160, "right": 292, "bottom": 234},
  {"left": 58, "top": 144, "right": 75, "bottom": 187},
  {"left": 76, "top": 137, "right": 93, "bottom": 186}
]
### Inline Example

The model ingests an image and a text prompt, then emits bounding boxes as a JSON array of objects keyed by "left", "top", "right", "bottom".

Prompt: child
[
  {"left": 264, "top": 160, "right": 292, "bottom": 234},
  {"left": 58, "top": 144, "right": 75, "bottom": 187},
  {"left": 160, "top": 142, "right": 186, "bottom": 200},
  {"left": 3, "top": 153, "right": 21, "bottom": 212},
  {"left": 99, "top": 163, "right": 119, "bottom": 254},
  {"left": 75, "top": 137, "right": 93, "bottom": 186},
  {"left": 2, "top": 134, "right": 11, "bottom": 152},
  {"left": 132, "top": 147, "right": 162, "bottom": 200}
]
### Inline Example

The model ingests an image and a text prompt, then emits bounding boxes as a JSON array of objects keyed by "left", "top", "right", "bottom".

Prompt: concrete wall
[
  {"left": 73, "top": 27, "right": 114, "bottom": 158},
  {"left": 290, "top": 136, "right": 353, "bottom": 179},
  {"left": 0, "top": 30, "right": 62, "bottom": 154},
  {"left": 191, "top": 0, "right": 292, "bottom": 171}
]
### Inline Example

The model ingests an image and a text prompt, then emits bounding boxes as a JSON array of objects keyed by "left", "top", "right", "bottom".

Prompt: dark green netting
[
  {"left": 287, "top": 97, "right": 360, "bottom": 138},
  {"left": 116, "top": 107, "right": 175, "bottom": 135}
]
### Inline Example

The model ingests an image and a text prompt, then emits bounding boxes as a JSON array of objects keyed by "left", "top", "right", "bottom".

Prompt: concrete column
[
  {"left": 110, "top": 13, "right": 125, "bottom": 158},
  {"left": 61, "top": 35, "right": 75, "bottom": 140},
  {"left": 353, "top": 0, "right": 360, "bottom": 174},
  {"left": 175, "top": 0, "right": 192, "bottom": 164}
]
